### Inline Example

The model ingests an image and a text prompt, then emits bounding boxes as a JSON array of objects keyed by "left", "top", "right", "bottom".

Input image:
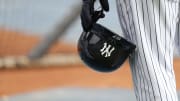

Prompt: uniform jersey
[{"left": 116, "top": 0, "right": 179, "bottom": 101}]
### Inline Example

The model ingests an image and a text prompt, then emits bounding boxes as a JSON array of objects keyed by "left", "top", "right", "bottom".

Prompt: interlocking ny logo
[{"left": 100, "top": 42, "right": 115, "bottom": 58}]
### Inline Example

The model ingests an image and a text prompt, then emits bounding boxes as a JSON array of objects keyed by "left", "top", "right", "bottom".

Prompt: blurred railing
[
  {"left": 0, "top": 54, "right": 82, "bottom": 69},
  {"left": 0, "top": 0, "right": 82, "bottom": 69}
]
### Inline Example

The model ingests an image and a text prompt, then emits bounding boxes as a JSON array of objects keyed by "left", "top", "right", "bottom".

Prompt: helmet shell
[{"left": 78, "top": 23, "right": 136, "bottom": 72}]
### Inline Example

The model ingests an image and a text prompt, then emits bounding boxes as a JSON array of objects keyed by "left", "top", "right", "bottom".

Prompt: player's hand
[{"left": 80, "top": 0, "right": 109, "bottom": 32}]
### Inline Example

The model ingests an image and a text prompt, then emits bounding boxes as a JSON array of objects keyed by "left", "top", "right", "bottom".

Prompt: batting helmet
[{"left": 78, "top": 23, "right": 136, "bottom": 72}]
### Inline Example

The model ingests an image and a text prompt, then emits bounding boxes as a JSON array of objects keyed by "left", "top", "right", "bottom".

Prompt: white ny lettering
[{"left": 100, "top": 42, "right": 115, "bottom": 58}]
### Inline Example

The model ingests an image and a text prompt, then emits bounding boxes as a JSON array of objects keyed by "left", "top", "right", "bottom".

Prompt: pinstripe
[
  {"left": 121, "top": 0, "right": 133, "bottom": 40},
  {"left": 141, "top": 0, "right": 176, "bottom": 100},
  {"left": 167, "top": 1, "right": 179, "bottom": 100},
  {"left": 120, "top": 2, "right": 146, "bottom": 98},
  {"left": 138, "top": 0, "right": 165, "bottom": 100},
  {"left": 124, "top": 0, "right": 151, "bottom": 100},
  {"left": 167, "top": 1, "right": 177, "bottom": 100},
  {"left": 168, "top": 1, "right": 173, "bottom": 71},
  {"left": 169, "top": 2, "right": 176, "bottom": 100},
  {"left": 136, "top": 58, "right": 143, "bottom": 101},
  {"left": 177, "top": 2, "right": 180, "bottom": 56},
  {"left": 134, "top": 0, "right": 159, "bottom": 100},
  {"left": 125, "top": 0, "right": 154, "bottom": 100},
  {"left": 161, "top": 1, "right": 171, "bottom": 100},
  {"left": 144, "top": 0, "right": 160, "bottom": 100},
  {"left": 116, "top": 1, "right": 131, "bottom": 40},
  {"left": 148, "top": 0, "right": 177, "bottom": 100},
  {"left": 178, "top": 23, "right": 180, "bottom": 45},
  {"left": 124, "top": 0, "right": 134, "bottom": 41},
  {"left": 178, "top": 3, "right": 180, "bottom": 48},
  {"left": 178, "top": 20, "right": 180, "bottom": 51},
  {"left": 164, "top": 0, "right": 167, "bottom": 71},
  {"left": 178, "top": 25, "right": 179, "bottom": 49},
  {"left": 129, "top": 54, "right": 140, "bottom": 101},
  {"left": 151, "top": 0, "right": 165, "bottom": 100},
  {"left": 139, "top": 0, "right": 172, "bottom": 100},
  {"left": 117, "top": 0, "right": 141, "bottom": 101},
  {"left": 116, "top": 1, "right": 142, "bottom": 100},
  {"left": 169, "top": 2, "right": 179, "bottom": 101},
  {"left": 155, "top": 0, "right": 174, "bottom": 100},
  {"left": 164, "top": 1, "right": 176, "bottom": 99},
  {"left": 129, "top": 47, "right": 141, "bottom": 101},
  {"left": 132, "top": 1, "right": 145, "bottom": 99},
  {"left": 176, "top": 8, "right": 180, "bottom": 46},
  {"left": 117, "top": 1, "right": 147, "bottom": 100},
  {"left": 117, "top": 0, "right": 157, "bottom": 100},
  {"left": 163, "top": 3, "right": 168, "bottom": 100},
  {"left": 121, "top": 1, "right": 142, "bottom": 100},
  {"left": 139, "top": 0, "right": 157, "bottom": 100},
  {"left": 116, "top": 0, "right": 179, "bottom": 100},
  {"left": 159, "top": 0, "right": 163, "bottom": 44}
]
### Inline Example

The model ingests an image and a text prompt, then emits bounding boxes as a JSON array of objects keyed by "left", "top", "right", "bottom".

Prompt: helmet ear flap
[{"left": 78, "top": 23, "right": 136, "bottom": 72}]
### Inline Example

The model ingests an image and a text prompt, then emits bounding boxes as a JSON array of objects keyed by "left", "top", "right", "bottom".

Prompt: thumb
[
  {"left": 92, "top": 10, "right": 105, "bottom": 22},
  {"left": 99, "top": 0, "right": 109, "bottom": 11}
]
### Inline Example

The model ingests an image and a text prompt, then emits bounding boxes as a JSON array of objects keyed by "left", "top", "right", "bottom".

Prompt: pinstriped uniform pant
[{"left": 116, "top": 0, "right": 179, "bottom": 101}]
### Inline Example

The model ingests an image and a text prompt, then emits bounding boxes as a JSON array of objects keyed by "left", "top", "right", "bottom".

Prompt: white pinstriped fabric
[
  {"left": 116, "top": 0, "right": 179, "bottom": 101},
  {"left": 175, "top": 2, "right": 180, "bottom": 56}
]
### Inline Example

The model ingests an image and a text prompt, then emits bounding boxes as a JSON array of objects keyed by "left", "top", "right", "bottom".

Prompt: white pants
[{"left": 116, "top": 0, "right": 179, "bottom": 101}]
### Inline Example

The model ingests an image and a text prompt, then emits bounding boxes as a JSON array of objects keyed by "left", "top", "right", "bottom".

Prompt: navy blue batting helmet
[{"left": 78, "top": 23, "right": 136, "bottom": 72}]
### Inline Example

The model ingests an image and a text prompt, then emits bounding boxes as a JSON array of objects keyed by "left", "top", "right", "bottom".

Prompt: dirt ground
[
  {"left": 0, "top": 29, "right": 180, "bottom": 96},
  {"left": 0, "top": 59, "right": 180, "bottom": 96}
]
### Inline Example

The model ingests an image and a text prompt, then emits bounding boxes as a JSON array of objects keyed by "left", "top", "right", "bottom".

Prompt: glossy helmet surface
[{"left": 78, "top": 23, "right": 136, "bottom": 72}]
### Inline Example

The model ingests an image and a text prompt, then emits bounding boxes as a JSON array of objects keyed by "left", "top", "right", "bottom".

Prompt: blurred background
[{"left": 0, "top": 0, "right": 179, "bottom": 101}]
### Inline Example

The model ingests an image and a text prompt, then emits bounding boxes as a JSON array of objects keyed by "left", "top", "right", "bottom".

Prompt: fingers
[
  {"left": 81, "top": 3, "right": 93, "bottom": 31},
  {"left": 83, "top": 0, "right": 95, "bottom": 14},
  {"left": 99, "top": 0, "right": 109, "bottom": 11},
  {"left": 81, "top": 0, "right": 109, "bottom": 32},
  {"left": 92, "top": 10, "right": 105, "bottom": 22}
]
